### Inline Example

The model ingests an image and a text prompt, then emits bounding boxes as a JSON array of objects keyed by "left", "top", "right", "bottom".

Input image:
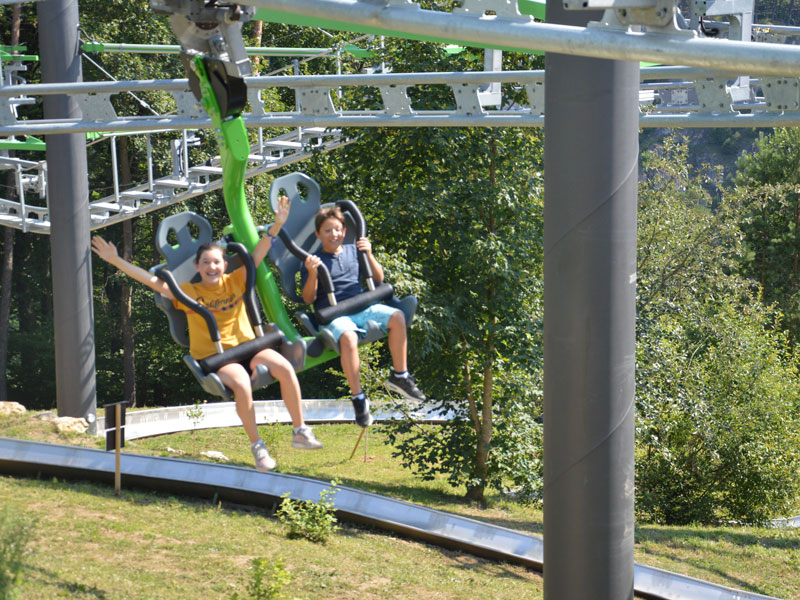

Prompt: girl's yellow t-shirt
[{"left": 173, "top": 268, "right": 255, "bottom": 359}]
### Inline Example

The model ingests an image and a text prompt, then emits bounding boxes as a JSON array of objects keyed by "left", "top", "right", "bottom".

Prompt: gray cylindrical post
[
  {"left": 543, "top": 1, "right": 638, "bottom": 599},
  {"left": 37, "top": 0, "right": 97, "bottom": 428}
]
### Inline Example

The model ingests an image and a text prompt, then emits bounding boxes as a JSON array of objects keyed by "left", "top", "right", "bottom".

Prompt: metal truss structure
[
  {"left": 0, "top": 127, "right": 351, "bottom": 234},
  {"left": 3, "top": 0, "right": 800, "bottom": 233}
]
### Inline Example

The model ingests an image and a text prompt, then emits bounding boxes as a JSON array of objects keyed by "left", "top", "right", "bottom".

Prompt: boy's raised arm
[
  {"left": 356, "top": 237, "right": 384, "bottom": 284},
  {"left": 91, "top": 236, "right": 174, "bottom": 299},
  {"left": 301, "top": 255, "right": 320, "bottom": 304}
]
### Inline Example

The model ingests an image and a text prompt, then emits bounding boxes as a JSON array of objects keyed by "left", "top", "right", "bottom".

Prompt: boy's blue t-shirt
[{"left": 300, "top": 243, "right": 363, "bottom": 310}]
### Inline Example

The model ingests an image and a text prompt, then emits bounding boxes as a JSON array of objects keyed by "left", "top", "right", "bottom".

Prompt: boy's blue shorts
[{"left": 324, "top": 303, "right": 399, "bottom": 343}]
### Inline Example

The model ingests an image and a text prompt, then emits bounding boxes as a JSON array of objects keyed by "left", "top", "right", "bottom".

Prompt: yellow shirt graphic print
[{"left": 173, "top": 268, "right": 255, "bottom": 360}]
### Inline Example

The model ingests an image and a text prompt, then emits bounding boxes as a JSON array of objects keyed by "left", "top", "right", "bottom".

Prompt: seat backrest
[{"left": 268, "top": 172, "right": 357, "bottom": 304}]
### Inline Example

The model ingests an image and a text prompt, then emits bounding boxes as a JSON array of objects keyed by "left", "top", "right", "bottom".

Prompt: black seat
[
  {"left": 150, "top": 211, "right": 306, "bottom": 400},
  {"left": 266, "top": 172, "right": 417, "bottom": 354}
]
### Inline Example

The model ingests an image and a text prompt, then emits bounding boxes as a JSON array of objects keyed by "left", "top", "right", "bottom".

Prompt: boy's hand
[
  {"left": 356, "top": 237, "right": 372, "bottom": 255},
  {"left": 304, "top": 254, "right": 321, "bottom": 273},
  {"left": 91, "top": 236, "right": 119, "bottom": 262},
  {"left": 274, "top": 195, "right": 291, "bottom": 228}
]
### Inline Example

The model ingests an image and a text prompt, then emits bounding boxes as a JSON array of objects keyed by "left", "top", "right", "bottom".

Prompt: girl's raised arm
[{"left": 91, "top": 236, "right": 174, "bottom": 299}]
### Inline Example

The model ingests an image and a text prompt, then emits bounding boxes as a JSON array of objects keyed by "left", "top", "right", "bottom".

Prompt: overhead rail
[
  {"left": 0, "top": 67, "right": 800, "bottom": 136},
  {"left": 0, "top": 437, "right": 783, "bottom": 600},
  {"left": 81, "top": 42, "right": 369, "bottom": 58},
  {"left": 3, "top": 68, "right": 800, "bottom": 137},
  {"left": 4, "top": 62, "right": 800, "bottom": 233},
  {"left": 245, "top": 0, "right": 800, "bottom": 77}
]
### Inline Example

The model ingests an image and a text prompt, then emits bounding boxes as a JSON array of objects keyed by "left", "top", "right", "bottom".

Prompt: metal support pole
[
  {"left": 115, "top": 402, "right": 122, "bottom": 496},
  {"left": 37, "top": 0, "right": 97, "bottom": 429},
  {"left": 543, "top": 1, "right": 637, "bottom": 598}
]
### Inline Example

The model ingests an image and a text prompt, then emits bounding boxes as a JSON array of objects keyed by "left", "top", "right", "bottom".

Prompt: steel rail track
[{"left": 0, "top": 419, "right": 783, "bottom": 600}]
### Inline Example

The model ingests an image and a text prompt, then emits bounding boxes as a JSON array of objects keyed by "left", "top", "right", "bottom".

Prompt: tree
[
  {"left": 299, "top": 35, "right": 547, "bottom": 503},
  {"left": 734, "top": 128, "right": 800, "bottom": 344},
  {"left": 635, "top": 136, "right": 800, "bottom": 524}
]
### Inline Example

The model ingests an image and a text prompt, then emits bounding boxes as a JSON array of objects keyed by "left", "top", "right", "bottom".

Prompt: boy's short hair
[
  {"left": 194, "top": 242, "right": 226, "bottom": 264},
  {"left": 314, "top": 206, "right": 346, "bottom": 232}
]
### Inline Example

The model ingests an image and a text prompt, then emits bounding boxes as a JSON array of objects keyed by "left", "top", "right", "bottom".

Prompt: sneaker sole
[
  {"left": 255, "top": 459, "right": 276, "bottom": 473},
  {"left": 291, "top": 441, "right": 324, "bottom": 450},
  {"left": 384, "top": 380, "right": 426, "bottom": 402}
]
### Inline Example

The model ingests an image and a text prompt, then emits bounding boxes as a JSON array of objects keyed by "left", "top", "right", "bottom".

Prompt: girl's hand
[
  {"left": 356, "top": 237, "right": 372, "bottom": 255},
  {"left": 274, "top": 195, "right": 291, "bottom": 228},
  {"left": 91, "top": 236, "right": 119, "bottom": 262}
]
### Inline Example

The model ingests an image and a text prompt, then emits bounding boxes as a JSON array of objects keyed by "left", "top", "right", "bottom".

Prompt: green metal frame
[
  {"left": 253, "top": 1, "right": 548, "bottom": 53},
  {"left": 1, "top": 45, "right": 39, "bottom": 62},
  {"left": 0, "top": 136, "right": 45, "bottom": 151},
  {"left": 193, "top": 56, "right": 338, "bottom": 370}
]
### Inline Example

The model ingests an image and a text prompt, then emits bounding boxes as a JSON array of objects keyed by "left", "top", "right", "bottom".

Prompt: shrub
[
  {"left": 276, "top": 482, "right": 339, "bottom": 543},
  {"left": 636, "top": 295, "right": 800, "bottom": 524},
  {"left": 231, "top": 557, "right": 291, "bottom": 600},
  {"left": 0, "top": 507, "right": 36, "bottom": 600}
]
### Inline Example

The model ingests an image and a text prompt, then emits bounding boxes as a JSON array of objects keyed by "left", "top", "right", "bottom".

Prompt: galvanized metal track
[
  {"left": 3, "top": 66, "right": 800, "bottom": 233},
  {"left": 247, "top": 0, "right": 800, "bottom": 76},
  {"left": 3, "top": 68, "right": 800, "bottom": 137},
  {"left": 92, "top": 399, "right": 452, "bottom": 439},
  {"left": 0, "top": 435, "right": 784, "bottom": 600}
]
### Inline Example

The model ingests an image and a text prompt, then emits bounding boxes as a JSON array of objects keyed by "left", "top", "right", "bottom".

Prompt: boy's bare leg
[
  {"left": 251, "top": 349, "right": 304, "bottom": 428},
  {"left": 217, "top": 363, "right": 260, "bottom": 443},
  {"left": 387, "top": 310, "right": 408, "bottom": 373},
  {"left": 339, "top": 330, "right": 363, "bottom": 395},
  {"left": 383, "top": 311, "right": 426, "bottom": 402}
]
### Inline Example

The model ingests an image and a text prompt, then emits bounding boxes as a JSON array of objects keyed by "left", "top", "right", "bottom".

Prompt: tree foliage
[
  {"left": 635, "top": 136, "right": 800, "bottom": 524},
  {"left": 734, "top": 128, "right": 800, "bottom": 344},
  {"left": 296, "top": 36, "right": 547, "bottom": 502}
]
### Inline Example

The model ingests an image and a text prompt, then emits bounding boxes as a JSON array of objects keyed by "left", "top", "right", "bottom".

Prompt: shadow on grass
[
  {"left": 635, "top": 525, "right": 798, "bottom": 597},
  {"left": 636, "top": 546, "right": 776, "bottom": 597},
  {"left": 26, "top": 565, "right": 108, "bottom": 599},
  {"left": 335, "top": 522, "right": 539, "bottom": 583},
  {"left": 636, "top": 524, "right": 800, "bottom": 551}
]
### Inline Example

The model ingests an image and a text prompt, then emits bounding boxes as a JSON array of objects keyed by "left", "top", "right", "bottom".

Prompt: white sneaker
[
  {"left": 250, "top": 440, "right": 276, "bottom": 472},
  {"left": 292, "top": 425, "right": 323, "bottom": 450}
]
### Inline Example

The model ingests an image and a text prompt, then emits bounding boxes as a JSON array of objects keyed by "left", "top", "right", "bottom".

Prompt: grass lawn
[{"left": 1, "top": 409, "right": 799, "bottom": 599}]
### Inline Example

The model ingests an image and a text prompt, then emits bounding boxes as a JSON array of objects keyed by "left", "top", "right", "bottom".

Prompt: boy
[
  {"left": 301, "top": 206, "right": 425, "bottom": 427},
  {"left": 91, "top": 196, "right": 321, "bottom": 473}
]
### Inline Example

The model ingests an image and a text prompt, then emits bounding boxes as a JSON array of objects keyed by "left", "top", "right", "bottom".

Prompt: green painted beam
[
  {"left": 1, "top": 50, "right": 38, "bottom": 62},
  {"left": 518, "top": 0, "right": 547, "bottom": 20},
  {"left": 0, "top": 136, "right": 46, "bottom": 151},
  {"left": 252, "top": 6, "right": 549, "bottom": 54}
]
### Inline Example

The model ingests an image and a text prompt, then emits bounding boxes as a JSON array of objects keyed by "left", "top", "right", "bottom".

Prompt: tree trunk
[
  {"left": 119, "top": 137, "right": 137, "bottom": 407},
  {"left": 0, "top": 4, "right": 23, "bottom": 403},
  {"left": 794, "top": 194, "right": 799, "bottom": 284},
  {"left": 465, "top": 133, "right": 499, "bottom": 504},
  {"left": 251, "top": 20, "right": 264, "bottom": 72},
  {"left": 0, "top": 185, "right": 14, "bottom": 403}
]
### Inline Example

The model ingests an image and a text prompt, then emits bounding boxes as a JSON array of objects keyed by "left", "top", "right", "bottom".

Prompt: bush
[
  {"left": 276, "top": 482, "right": 339, "bottom": 543},
  {"left": 636, "top": 295, "right": 800, "bottom": 525},
  {"left": 231, "top": 557, "right": 291, "bottom": 600},
  {"left": 0, "top": 507, "right": 36, "bottom": 600}
]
